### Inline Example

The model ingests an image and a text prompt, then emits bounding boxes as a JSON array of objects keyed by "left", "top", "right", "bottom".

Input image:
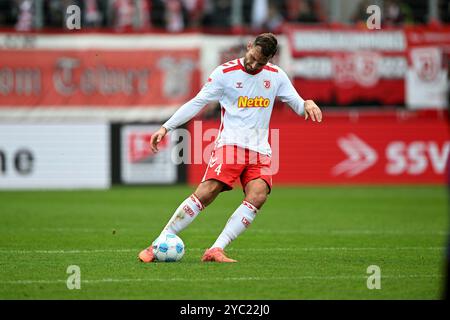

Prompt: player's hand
[
  {"left": 304, "top": 100, "right": 322, "bottom": 123},
  {"left": 150, "top": 126, "right": 167, "bottom": 153}
]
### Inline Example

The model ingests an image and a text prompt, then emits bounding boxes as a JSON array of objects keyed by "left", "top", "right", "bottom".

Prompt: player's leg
[
  {"left": 161, "top": 145, "right": 243, "bottom": 236},
  {"left": 202, "top": 152, "right": 272, "bottom": 263},
  {"left": 139, "top": 145, "right": 243, "bottom": 263},
  {"left": 203, "top": 179, "right": 268, "bottom": 261},
  {"left": 138, "top": 180, "right": 224, "bottom": 263},
  {"left": 242, "top": 178, "right": 270, "bottom": 209},
  {"left": 163, "top": 179, "right": 225, "bottom": 234}
]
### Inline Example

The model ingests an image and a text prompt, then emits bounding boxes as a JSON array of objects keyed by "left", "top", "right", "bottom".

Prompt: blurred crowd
[{"left": 0, "top": 0, "right": 448, "bottom": 32}]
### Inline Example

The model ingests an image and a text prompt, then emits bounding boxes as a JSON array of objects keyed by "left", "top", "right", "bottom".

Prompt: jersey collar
[{"left": 238, "top": 58, "right": 264, "bottom": 75}]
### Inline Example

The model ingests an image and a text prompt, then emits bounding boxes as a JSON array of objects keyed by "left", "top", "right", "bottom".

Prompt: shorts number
[{"left": 214, "top": 164, "right": 222, "bottom": 176}]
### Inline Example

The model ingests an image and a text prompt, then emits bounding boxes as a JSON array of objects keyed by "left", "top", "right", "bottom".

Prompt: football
[{"left": 152, "top": 233, "right": 185, "bottom": 262}]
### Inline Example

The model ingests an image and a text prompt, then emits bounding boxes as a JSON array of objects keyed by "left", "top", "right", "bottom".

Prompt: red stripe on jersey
[
  {"left": 222, "top": 65, "right": 241, "bottom": 73},
  {"left": 222, "top": 59, "right": 238, "bottom": 67},
  {"left": 224, "top": 59, "right": 237, "bottom": 65},
  {"left": 263, "top": 65, "right": 278, "bottom": 73}
]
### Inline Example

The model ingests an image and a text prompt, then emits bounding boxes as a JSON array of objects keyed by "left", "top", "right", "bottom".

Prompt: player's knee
[
  {"left": 245, "top": 191, "right": 267, "bottom": 209},
  {"left": 194, "top": 180, "right": 223, "bottom": 207},
  {"left": 244, "top": 179, "right": 269, "bottom": 209}
]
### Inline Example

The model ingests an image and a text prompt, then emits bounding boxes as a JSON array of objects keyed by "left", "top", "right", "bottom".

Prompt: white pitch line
[
  {"left": 0, "top": 247, "right": 445, "bottom": 255},
  {"left": 248, "top": 229, "right": 449, "bottom": 236},
  {"left": 0, "top": 274, "right": 443, "bottom": 285},
  {"left": 1, "top": 228, "right": 447, "bottom": 236},
  {"left": 0, "top": 249, "right": 138, "bottom": 254}
]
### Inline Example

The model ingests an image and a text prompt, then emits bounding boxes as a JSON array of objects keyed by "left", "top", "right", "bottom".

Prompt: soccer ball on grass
[{"left": 152, "top": 233, "right": 185, "bottom": 262}]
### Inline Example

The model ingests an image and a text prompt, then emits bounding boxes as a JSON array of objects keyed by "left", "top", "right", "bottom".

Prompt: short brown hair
[{"left": 253, "top": 33, "right": 278, "bottom": 58}]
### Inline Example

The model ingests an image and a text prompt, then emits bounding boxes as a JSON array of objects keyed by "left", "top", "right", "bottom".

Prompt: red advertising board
[
  {"left": 286, "top": 26, "right": 406, "bottom": 105},
  {"left": 0, "top": 49, "right": 200, "bottom": 107},
  {"left": 405, "top": 25, "right": 450, "bottom": 50},
  {"left": 285, "top": 25, "right": 449, "bottom": 106},
  {"left": 187, "top": 111, "right": 449, "bottom": 185}
]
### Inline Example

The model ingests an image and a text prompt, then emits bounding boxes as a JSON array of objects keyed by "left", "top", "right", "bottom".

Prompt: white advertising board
[
  {"left": 406, "top": 47, "right": 448, "bottom": 109},
  {"left": 0, "top": 123, "right": 110, "bottom": 189}
]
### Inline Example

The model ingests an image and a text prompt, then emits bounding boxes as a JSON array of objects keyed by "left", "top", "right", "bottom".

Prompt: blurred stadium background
[{"left": 0, "top": 0, "right": 449, "bottom": 300}]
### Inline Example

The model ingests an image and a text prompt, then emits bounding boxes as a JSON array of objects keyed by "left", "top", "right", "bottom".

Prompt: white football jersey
[{"left": 163, "top": 58, "right": 305, "bottom": 156}]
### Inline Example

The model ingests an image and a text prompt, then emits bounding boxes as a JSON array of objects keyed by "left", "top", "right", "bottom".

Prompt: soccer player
[{"left": 139, "top": 33, "right": 322, "bottom": 263}]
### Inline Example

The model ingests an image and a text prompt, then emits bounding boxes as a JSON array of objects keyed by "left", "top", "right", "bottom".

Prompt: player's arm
[
  {"left": 150, "top": 69, "right": 225, "bottom": 153},
  {"left": 277, "top": 69, "right": 322, "bottom": 123}
]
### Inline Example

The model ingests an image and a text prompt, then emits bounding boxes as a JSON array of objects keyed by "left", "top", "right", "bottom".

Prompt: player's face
[{"left": 243, "top": 44, "right": 270, "bottom": 73}]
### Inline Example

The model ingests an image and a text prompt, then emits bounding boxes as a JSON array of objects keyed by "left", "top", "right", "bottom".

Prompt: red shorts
[{"left": 201, "top": 145, "right": 273, "bottom": 192}]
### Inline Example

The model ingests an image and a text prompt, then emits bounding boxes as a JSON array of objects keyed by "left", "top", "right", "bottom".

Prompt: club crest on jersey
[
  {"left": 238, "top": 96, "right": 270, "bottom": 108},
  {"left": 263, "top": 80, "right": 271, "bottom": 89},
  {"left": 236, "top": 82, "right": 243, "bottom": 88}
]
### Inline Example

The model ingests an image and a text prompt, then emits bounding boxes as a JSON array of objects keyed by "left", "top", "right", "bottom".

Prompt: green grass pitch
[{"left": 0, "top": 185, "right": 448, "bottom": 299}]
